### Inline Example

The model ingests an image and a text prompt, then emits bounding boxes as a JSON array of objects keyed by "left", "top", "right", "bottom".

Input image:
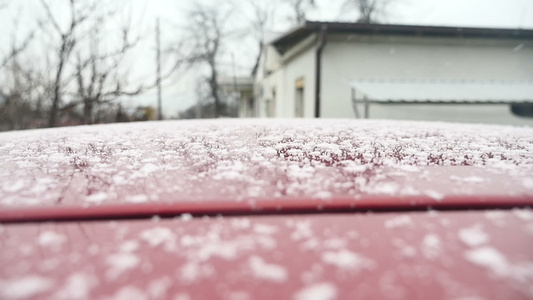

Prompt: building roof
[
  {"left": 271, "top": 21, "right": 533, "bottom": 54},
  {"left": 349, "top": 79, "right": 533, "bottom": 104},
  {"left": 218, "top": 76, "right": 254, "bottom": 87}
]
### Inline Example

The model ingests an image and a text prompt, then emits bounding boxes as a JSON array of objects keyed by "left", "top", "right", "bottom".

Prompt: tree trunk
[
  {"left": 208, "top": 58, "right": 220, "bottom": 117},
  {"left": 48, "top": 45, "right": 66, "bottom": 128},
  {"left": 83, "top": 99, "right": 94, "bottom": 124}
]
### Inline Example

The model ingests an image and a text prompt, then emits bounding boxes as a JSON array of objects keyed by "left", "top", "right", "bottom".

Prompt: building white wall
[
  {"left": 280, "top": 46, "right": 316, "bottom": 118},
  {"left": 320, "top": 34, "right": 533, "bottom": 124},
  {"left": 257, "top": 43, "right": 316, "bottom": 118},
  {"left": 255, "top": 70, "right": 283, "bottom": 118}
]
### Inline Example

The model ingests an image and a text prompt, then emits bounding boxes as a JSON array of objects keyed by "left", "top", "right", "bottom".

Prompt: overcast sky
[
  {"left": 132, "top": 0, "right": 533, "bottom": 116},
  {"left": 2, "top": 0, "right": 533, "bottom": 116}
]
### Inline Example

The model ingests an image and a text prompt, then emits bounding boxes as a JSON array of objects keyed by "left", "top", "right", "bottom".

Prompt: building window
[{"left": 295, "top": 78, "right": 304, "bottom": 118}]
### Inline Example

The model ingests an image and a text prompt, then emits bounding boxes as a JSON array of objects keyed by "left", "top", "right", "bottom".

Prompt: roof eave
[{"left": 270, "top": 21, "right": 533, "bottom": 54}]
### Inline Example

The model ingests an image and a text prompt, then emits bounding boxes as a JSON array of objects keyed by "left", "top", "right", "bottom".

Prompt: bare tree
[
  {"left": 38, "top": 0, "right": 170, "bottom": 126},
  {"left": 247, "top": 0, "right": 277, "bottom": 76},
  {"left": 1, "top": 58, "right": 28, "bottom": 130},
  {"left": 0, "top": 10, "right": 40, "bottom": 131},
  {"left": 39, "top": 0, "right": 98, "bottom": 127},
  {"left": 342, "top": 0, "right": 395, "bottom": 23},
  {"left": 0, "top": 3, "right": 34, "bottom": 71},
  {"left": 0, "top": 55, "right": 48, "bottom": 130},
  {"left": 283, "top": 0, "right": 316, "bottom": 25},
  {"left": 0, "top": 34, "right": 33, "bottom": 71},
  {"left": 1, "top": 0, "right": 188, "bottom": 130},
  {"left": 71, "top": 12, "right": 144, "bottom": 124},
  {"left": 186, "top": 2, "right": 232, "bottom": 117}
]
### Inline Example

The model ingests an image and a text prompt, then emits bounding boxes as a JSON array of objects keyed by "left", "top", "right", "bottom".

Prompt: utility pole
[{"left": 156, "top": 18, "right": 162, "bottom": 120}]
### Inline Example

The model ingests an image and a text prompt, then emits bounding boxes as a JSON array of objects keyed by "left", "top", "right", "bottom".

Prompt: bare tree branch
[
  {"left": 342, "top": 0, "right": 395, "bottom": 23},
  {"left": 2, "top": 0, "right": 191, "bottom": 129},
  {"left": 247, "top": 0, "right": 277, "bottom": 75},
  {"left": 39, "top": 0, "right": 63, "bottom": 34},
  {"left": 283, "top": 0, "right": 316, "bottom": 25},
  {"left": 0, "top": 32, "right": 33, "bottom": 70},
  {"left": 185, "top": 2, "right": 234, "bottom": 117}
]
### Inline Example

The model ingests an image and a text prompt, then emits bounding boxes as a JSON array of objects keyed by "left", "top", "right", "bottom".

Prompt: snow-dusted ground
[{"left": 0, "top": 119, "right": 531, "bottom": 207}]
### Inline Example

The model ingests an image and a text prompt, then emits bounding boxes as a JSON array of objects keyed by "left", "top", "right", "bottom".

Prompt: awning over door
[{"left": 348, "top": 79, "right": 533, "bottom": 103}]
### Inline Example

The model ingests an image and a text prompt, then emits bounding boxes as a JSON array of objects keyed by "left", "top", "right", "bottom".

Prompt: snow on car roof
[
  {"left": 0, "top": 119, "right": 532, "bottom": 209},
  {"left": 1, "top": 209, "right": 533, "bottom": 299}
]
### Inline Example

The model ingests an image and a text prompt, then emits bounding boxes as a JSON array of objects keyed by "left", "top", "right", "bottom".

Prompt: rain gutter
[{"left": 315, "top": 25, "right": 327, "bottom": 118}]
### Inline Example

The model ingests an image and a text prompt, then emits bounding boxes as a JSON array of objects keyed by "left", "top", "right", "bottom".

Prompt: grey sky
[{"left": 2, "top": 0, "right": 533, "bottom": 117}]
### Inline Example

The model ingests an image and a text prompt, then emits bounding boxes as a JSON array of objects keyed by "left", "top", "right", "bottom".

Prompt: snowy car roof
[
  {"left": 0, "top": 119, "right": 531, "bottom": 219},
  {"left": 1, "top": 119, "right": 533, "bottom": 299},
  {"left": 2, "top": 209, "right": 533, "bottom": 299}
]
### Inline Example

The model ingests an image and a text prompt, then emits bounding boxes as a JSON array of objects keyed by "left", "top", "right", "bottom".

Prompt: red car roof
[
  {"left": 2, "top": 210, "right": 533, "bottom": 299},
  {"left": 0, "top": 120, "right": 531, "bottom": 216},
  {"left": 1, "top": 119, "right": 532, "bottom": 299}
]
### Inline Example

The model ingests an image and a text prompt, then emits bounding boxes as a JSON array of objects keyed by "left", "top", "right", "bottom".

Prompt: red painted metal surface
[
  {"left": 1, "top": 120, "right": 532, "bottom": 210},
  {"left": 1, "top": 120, "right": 532, "bottom": 299},
  {"left": 1, "top": 160, "right": 532, "bottom": 223},
  {"left": 1, "top": 210, "right": 533, "bottom": 299},
  {"left": 0, "top": 194, "right": 532, "bottom": 223}
]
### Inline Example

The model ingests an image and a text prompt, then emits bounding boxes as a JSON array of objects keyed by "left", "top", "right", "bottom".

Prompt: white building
[
  {"left": 218, "top": 76, "right": 254, "bottom": 118},
  {"left": 252, "top": 22, "right": 533, "bottom": 125}
]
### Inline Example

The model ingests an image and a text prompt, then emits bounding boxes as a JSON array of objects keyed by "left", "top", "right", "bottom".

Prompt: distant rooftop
[
  {"left": 349, "top": 78, "right": 533, "bottom": 104},
  {"left": 218, "top": 76, "right": 253, "bottom": 87}
]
